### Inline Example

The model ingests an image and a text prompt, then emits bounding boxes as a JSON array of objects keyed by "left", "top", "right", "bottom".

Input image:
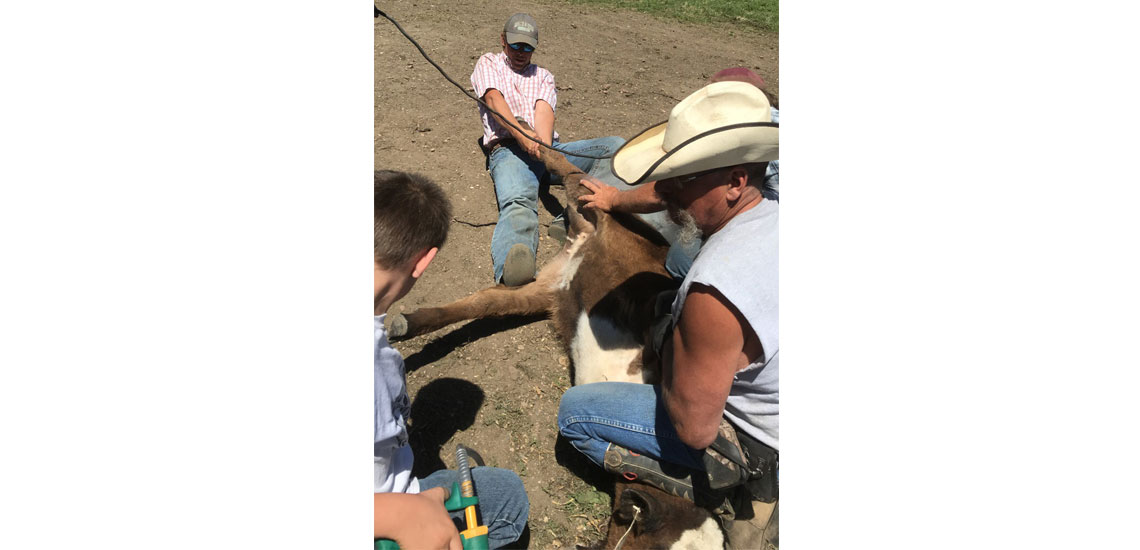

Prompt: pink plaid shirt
[{"left": 470, "top": 51, "right": 558, "bottom": 147}]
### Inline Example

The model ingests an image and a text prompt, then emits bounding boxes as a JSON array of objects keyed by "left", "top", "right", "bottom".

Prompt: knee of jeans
[
  {"left": 556, "top": 386, "right": 577, "bottom": 424},
  {"left": 476, "top": 468, "right": 529, "bottom": 518},
  {"left": 557, "top": 385, "right": 594, "bottom": 432},
  {"left": 500, "top": 470, "right": 528, "bottom": 508},
  {"left": 500, "top": 195, "right": 538, "bottom": 212},
  {"left": 599, "top": 135, "right": 625, "bottom": 153}
]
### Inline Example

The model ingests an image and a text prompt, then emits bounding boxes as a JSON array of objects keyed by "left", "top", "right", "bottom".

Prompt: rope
[
  {"left": 612, "top": 505, "right": 641, "bottom": 550},
  {"left": 375, "top": 6, "right": 612, "bottom": 160}
]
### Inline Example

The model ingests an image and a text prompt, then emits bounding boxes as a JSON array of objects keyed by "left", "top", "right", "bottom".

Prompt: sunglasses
[
  {"left": 508, "top": 42, "right": 535, "bottom": 53},
  {"left": 671, "top": 167, "right": 725, "bottom": 186}
]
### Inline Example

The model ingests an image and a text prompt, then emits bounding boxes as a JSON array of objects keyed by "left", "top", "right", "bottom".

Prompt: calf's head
[{"left": 580, "top": 482, "right": 724, "bottom": 550}]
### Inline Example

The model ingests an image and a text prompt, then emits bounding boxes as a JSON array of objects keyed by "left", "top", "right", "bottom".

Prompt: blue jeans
[
  {"left": 418, "top": 467, "right": 529, "bottom": 549},
  {"left": 487, "top": 136, "right": 624, "bottom": 283},
  {"left": 764, "top": 107, "right": 779, "bottom": 202},
  {"left": 763, "top": 159, "right": 779, "bottom": 202},
  {"left": 665, "top": 238, "right": 702, "bottom": 280},
  {"left": 557, "top": 382, "right": 707, "bottom": 472}
]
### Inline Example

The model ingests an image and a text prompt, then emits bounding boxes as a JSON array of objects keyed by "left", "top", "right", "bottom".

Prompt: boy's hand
[
  {"left": 398, "top": 487, "right": 462, "bottom": 550},
  {"left": 376, "top": 487, "right": 462, "bottom": 550}
]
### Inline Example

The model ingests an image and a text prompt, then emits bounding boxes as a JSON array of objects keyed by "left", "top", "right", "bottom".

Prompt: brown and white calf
[
  {"left": 387, "top": 147, "right": 677, "bottom": 386},
  {"left": 583, "top": 481, "right": 777, "bottom": 550},
  {"left": 583, "top": 482, "right": 726, "bottom": 550}
]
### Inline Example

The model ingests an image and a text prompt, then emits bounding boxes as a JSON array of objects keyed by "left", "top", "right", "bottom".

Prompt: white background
[{"left": 2, "top": 1, "right": 1138, "bottom": 548}]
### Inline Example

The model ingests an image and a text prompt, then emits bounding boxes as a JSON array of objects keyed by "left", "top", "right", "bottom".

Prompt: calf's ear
[{"left": 615, "top": 487, "right": 664, "bottom": 534}]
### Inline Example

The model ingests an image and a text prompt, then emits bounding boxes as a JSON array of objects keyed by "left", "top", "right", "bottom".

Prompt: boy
[{"left": 374, "top": 170, "right": 529, "bottom": 548}]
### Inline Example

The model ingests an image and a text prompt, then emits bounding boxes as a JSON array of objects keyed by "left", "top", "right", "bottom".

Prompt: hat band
[{"left": 634, "top": 121, "right": 779, "bottom": 184}]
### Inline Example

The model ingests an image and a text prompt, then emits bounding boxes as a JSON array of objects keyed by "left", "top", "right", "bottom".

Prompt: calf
[
  {"left": 580, "top": 482, "right": 724, "bottom": 550},
  {"left": 585, "top": 482, "right": 778, "bottom": 550},
  {"left": 387, "top": 145, "right": 677, "bottom": 386}
]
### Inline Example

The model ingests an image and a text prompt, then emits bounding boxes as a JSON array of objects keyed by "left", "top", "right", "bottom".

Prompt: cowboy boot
[
  {"left": 602, "top": 444, "right": 697, "bottom": 502},
  {"left": 604, "top": 444, "right": 743, "bottom": 525}
]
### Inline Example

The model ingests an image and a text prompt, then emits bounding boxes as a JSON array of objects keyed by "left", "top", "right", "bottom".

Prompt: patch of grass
[
  {"left": 564, "top": 487, "right": 610, "bottom": 516},
  {"left": 560, "top": 484, "right": 612, "bottom": 546},
  {"left": 537, "top": 476, "right": 612, "bottom": 546},
  {"left": 484, "top": 404, "right": 529, "bottom": 432},
  {"left": 557, "top": 0, "right": 778, "bottom": 32}
]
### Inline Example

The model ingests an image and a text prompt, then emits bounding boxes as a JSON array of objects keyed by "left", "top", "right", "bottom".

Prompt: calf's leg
[
  {"left": 388, "top": 243, "right": 577, "bottom": 339},
  {"left": 388, "top": 282, "right": 555, "bottom": 339}
]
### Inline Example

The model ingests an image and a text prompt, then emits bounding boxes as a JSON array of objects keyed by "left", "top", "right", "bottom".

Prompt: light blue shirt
[
  {"left": 375, "top": 314, "right": 419, "bottom": 493},
  {"left": 673, "top": 200, "right": 779, "bottom": 450}
]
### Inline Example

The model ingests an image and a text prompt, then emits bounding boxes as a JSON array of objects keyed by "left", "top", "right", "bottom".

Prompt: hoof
[{"left": 388, "top": 313, "right": 408, "bottom": 339}]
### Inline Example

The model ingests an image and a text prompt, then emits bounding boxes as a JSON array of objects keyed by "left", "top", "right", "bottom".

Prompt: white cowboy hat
[{"left": 611, "top": 81, "right": 779, "bottom": 185}]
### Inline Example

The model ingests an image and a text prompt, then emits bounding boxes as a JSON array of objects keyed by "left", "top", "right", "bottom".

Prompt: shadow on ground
[
  {"left": 555, "top": 435, "right": 618, "bottom": 501},
  {"left": 409, "top": 378, "right": 485, "bottom": 477},
  {"left": 403, "top": 315, "right": 549, "bottom": 373}
]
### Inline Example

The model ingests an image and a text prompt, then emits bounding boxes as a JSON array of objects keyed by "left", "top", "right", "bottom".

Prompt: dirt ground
[{"left": 375, "top": 1, "right": 777, "bottom": 546}]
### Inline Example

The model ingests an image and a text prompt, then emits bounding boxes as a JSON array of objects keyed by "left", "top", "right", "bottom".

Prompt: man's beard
[{"left": 669, "top": 205, "right": 703, "bottom": 247}]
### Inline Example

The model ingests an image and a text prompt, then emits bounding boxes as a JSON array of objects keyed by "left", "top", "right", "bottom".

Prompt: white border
[{"left": 1, "top": 2, "right": 372, "bottom": 547}]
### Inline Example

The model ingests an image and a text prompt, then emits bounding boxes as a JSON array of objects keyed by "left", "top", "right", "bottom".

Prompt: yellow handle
[
  {"left": 461, "top": 503, "right": 487, "bottom": 540},
  {"left": 464, "top": 505, "right": 480, "bottom": 530}
]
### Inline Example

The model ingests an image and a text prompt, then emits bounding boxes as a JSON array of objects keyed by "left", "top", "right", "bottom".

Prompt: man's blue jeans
[
  {"left": 487, "top": 136, "right": 624, "bottom": 283},
  {"left": 418, "top": 466, "right": 529, "bottom": 549},
  {"left": 557, "top": 381, "right": 708, "bottom": 472}
]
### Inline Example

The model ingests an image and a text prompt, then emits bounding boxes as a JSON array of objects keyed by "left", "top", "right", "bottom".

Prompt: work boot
[
  {"left": 547, "top": 217, "right": 568, "bottom": 245},
  {"left": 501, "top": 243, "right": 535, "bottom": 286},
  {"left": 725, "top": 500, "right": 778, "bottom": 550}
]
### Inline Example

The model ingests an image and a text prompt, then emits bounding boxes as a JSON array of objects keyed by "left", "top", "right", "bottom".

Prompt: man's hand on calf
[{"left": 578, "top": 177, "right": 620, "bottom": 212}]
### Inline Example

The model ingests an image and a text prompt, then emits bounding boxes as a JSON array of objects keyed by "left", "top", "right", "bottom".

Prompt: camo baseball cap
[{"left": 504, "top": 13, "right": 538, "bottom": 48}]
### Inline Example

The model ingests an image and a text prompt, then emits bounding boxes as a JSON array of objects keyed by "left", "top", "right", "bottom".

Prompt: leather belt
[{"left": 485, "top": 138, "right": 516, "bottom": 154}]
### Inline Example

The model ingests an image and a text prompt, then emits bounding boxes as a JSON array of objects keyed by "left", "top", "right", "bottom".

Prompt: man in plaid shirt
[{"left": 471, "top": 13, "right": 623, "bottom": 286}]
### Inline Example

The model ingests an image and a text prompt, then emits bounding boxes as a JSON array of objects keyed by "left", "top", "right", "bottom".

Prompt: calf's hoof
[{"left": 387, "top": 313, "right": 408, "bottom": 339}]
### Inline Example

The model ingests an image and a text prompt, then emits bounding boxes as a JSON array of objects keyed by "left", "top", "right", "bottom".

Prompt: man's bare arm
[
  {"left": 482, "top": 89, "right": 531, "bottom": 143},
  {"left": 661, "top": 284, "right": 757, "bottom": 449},
  {"left": 578, "top": 178, "right": 667, "bottom": 213},
  {"left": 530, "top": 99, "right": 555, "bottom": 158}
]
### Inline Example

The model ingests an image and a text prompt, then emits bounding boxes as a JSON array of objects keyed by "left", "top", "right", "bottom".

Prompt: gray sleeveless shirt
[{"left": 672, "top": 199, "right": 779, "bottom": 450}]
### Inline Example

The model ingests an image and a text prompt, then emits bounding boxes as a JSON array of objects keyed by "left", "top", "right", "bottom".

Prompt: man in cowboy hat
[
  {"left": 471, "top": 13, "right": 624, "bottom": 286},
  {"left": 576, "top": 67, "right": 779, "bottom": 280},
  {"left": 557, "top": 80, "right": 779, "bottom": 520}
]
